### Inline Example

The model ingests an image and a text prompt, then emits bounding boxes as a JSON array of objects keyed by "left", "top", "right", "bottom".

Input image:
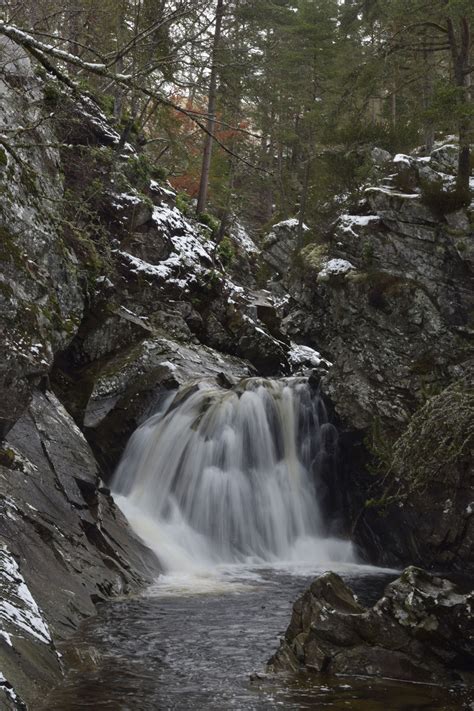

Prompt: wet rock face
[
  {"left": 0, "top": 39, "right": 84, "bottom": 437},
  {"left": 269, "top": 568, "right": 474, "bottom": 687},
  {"left": 0, "top": 389, "right": 158, "bottom": 708}
]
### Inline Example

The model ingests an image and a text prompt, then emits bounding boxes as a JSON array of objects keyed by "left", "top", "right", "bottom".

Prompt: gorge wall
[{"left": 0, "top": 34, "right": 473, "bottom": 708}]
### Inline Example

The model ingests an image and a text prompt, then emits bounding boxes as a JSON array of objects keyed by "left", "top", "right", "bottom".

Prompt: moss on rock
[{"left": 391, "top": 374, "right": 474, "bottom": 493}]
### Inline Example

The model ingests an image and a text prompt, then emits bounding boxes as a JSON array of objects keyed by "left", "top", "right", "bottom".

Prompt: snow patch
[
  {"left": 273, "top": 218, "right": 309, "bottom": 231},
  {"left": 317, "top": 259, "right": 355, "bottom": 281},
  {"left": 231, "top": 222, "right": 260, "bottom": 254},
  {"left": 0, "top": 546, "right": 52, "bottom": 645},
  {"left": 393, "top": 154, "right": 411, "bottom": 165},
  {"left": 339, "top": 214, "right": 379, "bottom": 237}
]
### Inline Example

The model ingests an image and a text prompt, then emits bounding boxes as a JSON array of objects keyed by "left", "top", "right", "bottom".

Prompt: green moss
[
  {"left": 0, "top": 147, "right": 8, "bottom": 168},
  {"left": 216, "top": 236, "right": 235, "bottom": 267},
  {"left": 0, "top": 448, "right": 16, "bottom": 468},
  {"left": 298, "top": 243, "right": 328, "bottom": 271},
  {"left": 198, "top": 212, "right": 220, "bottom": 236},
  {"left": 392, "top": 376, "right": 473, "bottom": 492},
  {"left": 366, "top": 374, "right": 474, "bottom": 509}
]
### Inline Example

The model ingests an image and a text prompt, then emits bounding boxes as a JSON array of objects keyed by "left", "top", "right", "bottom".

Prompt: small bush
[
  {"left": 176, "top": 192, "right": 191, "bottom": 215},
  {"left": 198, "top": 212, "right": 220, "bottom": 236},
  {"left": 43, "top": 82, "right": 61, "bottom": 105},
  {"left": 150, "top": 165, "right": 168, "bottom": 181},
  {"left": 216, "top": 236, "right": 235, "bottom": 267},
  {"left": 124, "top": 154, "right": 152, "bottom": 191}
]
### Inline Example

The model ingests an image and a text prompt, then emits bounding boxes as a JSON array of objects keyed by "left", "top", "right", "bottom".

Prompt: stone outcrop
[
  {"left": 269, "top": 567, "right": 474, "bottom": 687},
  {"left": 273, "top": 142, "right": 474, "bottom": 571},
  {"left": 0, "top": 38, "right": 84, "bottom": 437},
  {"left": 0, "top": 389, "right": 158, "bottom": 709},
  {"left": 285, "top": 149, "right": 473, "bottom": 432},
  {"left": 0, "top": 36, "right": 297, "bottom": 708}
]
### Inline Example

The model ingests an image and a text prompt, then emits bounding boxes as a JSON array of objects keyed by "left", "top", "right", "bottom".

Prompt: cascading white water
[{"left": 113, "top": 378, "right": 355, "bottom": 573}]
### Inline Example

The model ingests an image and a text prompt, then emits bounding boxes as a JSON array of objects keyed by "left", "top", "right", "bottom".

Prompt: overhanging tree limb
[{"left": 0, "top": 21, "right": 270, "bottom": 174}]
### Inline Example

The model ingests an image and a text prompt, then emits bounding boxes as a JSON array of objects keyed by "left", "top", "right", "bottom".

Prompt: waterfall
[{"left": 112, "top": 378, "right": 355, "bottom": 572}]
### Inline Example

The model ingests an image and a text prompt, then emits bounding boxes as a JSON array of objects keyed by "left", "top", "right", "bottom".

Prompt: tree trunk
[
  {"left": 297, "top": 158, "right": 310, "bottom": 248},
  {"left": 196, "top": 0, "right": 225, "bottom": 215},
  {"left": 422, "top": 44, "right": 435, "bottom": 152},
  {"left": 447, "top": 16, "right": 472, "bottom": 195}
]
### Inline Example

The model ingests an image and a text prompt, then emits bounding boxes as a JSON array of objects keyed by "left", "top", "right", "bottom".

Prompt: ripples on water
[
  {"left": 43, "top": 563, "right": 472, "bottom": 711},
  {"left": 44, "top": 381, "right": 472, "bottom": 709}
]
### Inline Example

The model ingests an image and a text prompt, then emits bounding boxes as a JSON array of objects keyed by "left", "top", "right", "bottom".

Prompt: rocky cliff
[
  {"left": 264, "top": 143, "right": 474, "bottom": 572},
  {"left": 0, "top": 32, "right": 473, "bottom": 708},
  {"left": 0, "top": 37, "right": 302, "bottom": 708}
]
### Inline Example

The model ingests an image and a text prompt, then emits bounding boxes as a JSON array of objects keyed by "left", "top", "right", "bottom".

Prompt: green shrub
[
  {"left": 176, "top": 192, "right": 191, "bottom": 215},
  {"left": 124, "top": 153, "right": 153, "bottom": 191},
  {"left": 150, "top": 165, "right": 168, "bottom": 181},
  {"left": 216, "top": 236, "right": 235, "bottom": 267},
  {"left": 198, "top": 212, "right": 220, "bottom": 236},
  {"left": 43, "top": 82, "right": 61, "bottom": 105}
]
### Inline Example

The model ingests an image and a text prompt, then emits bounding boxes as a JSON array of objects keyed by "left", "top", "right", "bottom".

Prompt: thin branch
[{"left": 0, "top": 21, "right": 269, "bottom": 174}]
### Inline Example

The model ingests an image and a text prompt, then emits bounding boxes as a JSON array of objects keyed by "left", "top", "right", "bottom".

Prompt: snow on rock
[
  {"left": 289, "top": 344, "right": 321, "bottom": 367},
  {"left": 231, "top": 222, "right": 260, "bottom": 254},
  {"left": 0, "top": 671, "right": 20, "bottom": 706},
  {"left": 0, "top": 546, "right": 52, "bottom": 645},
  {"left": 365, "top": 186, "right": 420, "bottom": 200},
  {"left": 273, "top": 217, "right": 309, "bottom": 231},
  {"left": 150, "top": 181, "right": 176, "bottom": 199},
  {"left": 339, "top": 214, "right": 380, "bottom": 237},
  {"left": 120, "top": 202, "right": 215, "bottom": 293},
  {"left": 317, "top": 259, "right": 355, "bottom": 282}
]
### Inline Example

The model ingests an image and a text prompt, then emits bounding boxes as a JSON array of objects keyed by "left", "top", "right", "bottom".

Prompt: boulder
[{"left": 269, "top": 568, "right": 474, "bottom": 686}]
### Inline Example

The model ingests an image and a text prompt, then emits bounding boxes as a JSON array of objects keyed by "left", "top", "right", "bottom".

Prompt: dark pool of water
[{"left": 43, "top": 564, "right": 472, "bottom": 711}]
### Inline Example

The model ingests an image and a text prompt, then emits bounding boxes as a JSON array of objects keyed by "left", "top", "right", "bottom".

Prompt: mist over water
[{"left": 112, "top": 378, "right": 355, "bottom": 577}]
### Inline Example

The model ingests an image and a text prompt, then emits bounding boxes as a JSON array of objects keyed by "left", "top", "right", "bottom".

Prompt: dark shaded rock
[
  {"left": 262, "top": 218, "right": 308, "bottom": 278},
  {"left": 355, "top": 374, "right": 474, "bottom": 572},
  {"left": 55, "top": 335, "right": 253, "bottom": 477},
  {"left": 281, "top": 141, "right": 474, "bottom": 570},
  {"left": 269, "top": 568, "right": 474, "bottom": 686},
  {"left": 0, "top": 389, "right": 158, "bottom": 708},
  {"left": 0, "top": 39, "right": 84, "bottom": 436},
  {"left": 286, "top": 142, "right": 473, "bottom": 433}
]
